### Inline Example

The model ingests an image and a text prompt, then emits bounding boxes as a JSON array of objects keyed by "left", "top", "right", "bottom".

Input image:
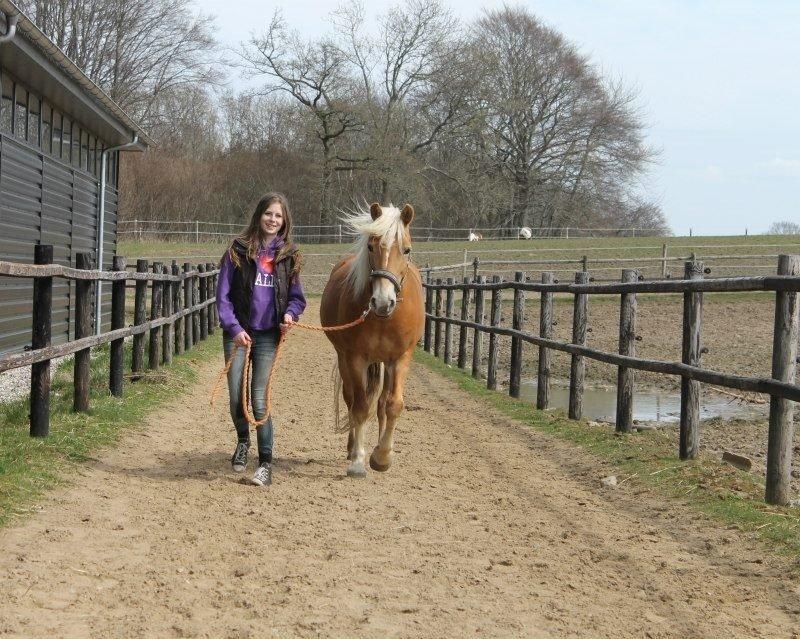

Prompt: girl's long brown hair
[{"left": 228, "top": 192, "right": 301, "bottom": 275}]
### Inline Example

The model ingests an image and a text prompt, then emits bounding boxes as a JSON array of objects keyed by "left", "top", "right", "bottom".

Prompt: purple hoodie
[{"left": 217, "top": 237, "right": 306, "bottom": 336}]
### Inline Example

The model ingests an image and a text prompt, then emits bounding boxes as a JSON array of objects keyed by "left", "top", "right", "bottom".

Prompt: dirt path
[{"left": 1, "top": 302, "right": 799, "bottom": 638}]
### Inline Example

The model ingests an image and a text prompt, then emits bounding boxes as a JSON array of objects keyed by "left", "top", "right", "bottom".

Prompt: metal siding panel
[{"left": 0, "top": 134, "right": 91, "bottom": 355}]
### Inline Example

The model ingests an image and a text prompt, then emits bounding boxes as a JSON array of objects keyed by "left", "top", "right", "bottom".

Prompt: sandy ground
[{"left": 1, "top": 301, "right": 800, "bottom": 638}]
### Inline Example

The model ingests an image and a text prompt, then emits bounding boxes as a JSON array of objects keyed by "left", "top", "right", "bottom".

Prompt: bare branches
[
  {"left": 16, "top": 0, "right": 218, "bottom": 134},
  {"left": 470, "top": 6, "right": 661, "bottom": 231}
]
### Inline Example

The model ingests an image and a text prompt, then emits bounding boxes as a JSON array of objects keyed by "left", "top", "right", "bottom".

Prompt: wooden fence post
[
  {"left": 444, "top": 277, "right": 454, "bottom": 365},
  {"left": 661, "top": 244, "right": 668, "bottom": 278},
  {"left": 173, "top": 262, "right": 184, "bottom": 356},
  {"left": 569, "top": 271, "right": 589, "bottom": 419},
  {"left": 30, "top": 244, "right": 53, "bottom": 437},
  {"left": 680, "top": 260, "right": 704, "bottom": 459},
  {"left": 73, "top": 252, "right": 92, "bottom": 412},
  {"left": 148, "top": 262, "right": 163, "bottom": 369},
  {"left": 765, "top": 254, "right": 800, "bottom": 505},
  {"left": 183, "top": 263, "right": 192, "bottom": 349},
  {"left": 212, "top": 266, "right": 219, "bottom": 327},
  {"left": 110, "top": 256, "right": 126, "bottom": 397},
  {"left": 472, "top": 275, "right": 486, "bottom": 379},
  {"left": 487, "top": 275, "right": 502, "bottom": 390},
  {"left": 131, "top": 259, "right": 148, "bottom": 374},
  {"left": 424, "top": 284, "right": 433, "bottom": 352},
  {"left": 457, "top": 277, "right": 469, "bottom": 369},
  {"left": 162, "top": 265, "right": 174, "bottom": 365},
  {"left": 537, "top": 272, "right": 554, "bottom": 410},
  {"left": 192, "top": 264, "right": 200, "bottom": 344},
  {"left": 434, "top": 279, "right": 443, "bottom": 357},
  {"left": 509, "top": 271, "right": 525, "bottom": 398},
  {"left": 206, "top": 262, "right": 215, "bottom": 335},
  {"left": 199, "top": 264, "right": 208, "bottom": 341},
  {"left": 616, "top": 269, "right": 638, "bottom": 433}
]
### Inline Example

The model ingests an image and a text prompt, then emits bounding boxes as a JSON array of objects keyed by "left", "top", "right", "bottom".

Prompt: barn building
[{"left": 0, "top": 1, "right": 151, "bottom": 355}]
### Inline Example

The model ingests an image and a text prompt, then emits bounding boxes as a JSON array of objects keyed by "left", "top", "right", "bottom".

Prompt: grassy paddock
[
  {"left": 0, "top": 335, "right": 221, "bottom": 528},
  {"left": 415, "top": 349, "right": 800, "bottom": 563},
  {"left": 119, "top": 232, "right": 800, "bottom": 282}
]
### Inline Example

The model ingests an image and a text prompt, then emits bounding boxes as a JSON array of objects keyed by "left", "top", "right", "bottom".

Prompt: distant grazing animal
[
  {"left": 519, "top": 227, "right": 532, "bottom": 239},
  {"left": 468, "top": 231, "right": 483, "bottom": 242},
  {"left": 320, "top": 203, "right": 424, "bottom": 478}
]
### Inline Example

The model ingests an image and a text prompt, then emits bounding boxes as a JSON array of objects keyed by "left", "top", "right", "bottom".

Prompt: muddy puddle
[{"left": 519, "top": 380, "right": 768, "bottom": 423}]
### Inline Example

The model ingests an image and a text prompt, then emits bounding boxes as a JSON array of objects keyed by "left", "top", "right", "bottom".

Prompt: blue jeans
[{"left": 223, "top": 329, "right": 279, "bottom": 461}]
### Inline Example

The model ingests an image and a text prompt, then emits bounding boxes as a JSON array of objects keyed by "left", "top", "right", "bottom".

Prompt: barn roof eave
[{"left": 0, "top": 1, "right": 155, "bottom": 149}]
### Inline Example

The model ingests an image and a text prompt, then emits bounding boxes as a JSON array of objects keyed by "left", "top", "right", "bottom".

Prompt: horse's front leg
[
  {"left": 369, "top": 349, "right": 412, "bottom": 472},
  {"left": 341, "top": 356, "right": 370, "bottom": 477}
]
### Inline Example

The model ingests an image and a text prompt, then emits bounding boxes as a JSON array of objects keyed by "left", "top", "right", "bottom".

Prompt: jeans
[{"left": 223, "top": 329, "right": 279, "bottom": 461}]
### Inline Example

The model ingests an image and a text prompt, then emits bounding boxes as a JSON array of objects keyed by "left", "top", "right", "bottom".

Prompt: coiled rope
[{"left": 209, "top": 308, "right": 370, "bottom": 429}]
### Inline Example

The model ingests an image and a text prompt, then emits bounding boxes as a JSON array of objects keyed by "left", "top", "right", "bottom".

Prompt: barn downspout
[
  {"left": 0, "top": 11, "right": 18, "bottom": 43},
  {"left": 96, "top": 135, "right": 142, "bottom": 334}
]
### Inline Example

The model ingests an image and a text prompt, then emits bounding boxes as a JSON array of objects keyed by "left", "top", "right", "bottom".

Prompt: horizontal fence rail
[
  {"left": 422, "top": 256, "right": 800, "bottom": 506},
  {"left": 0, "top": 247, "right": 220, "bottom": 440}
]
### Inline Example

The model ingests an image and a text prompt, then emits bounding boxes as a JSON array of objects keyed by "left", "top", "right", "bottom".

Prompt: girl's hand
[
  {"left": 233, "top": 330, "right": 252, "bottom": 347},
  {"left": 280, "top": 314, "right": 295, "bottom": 334}
]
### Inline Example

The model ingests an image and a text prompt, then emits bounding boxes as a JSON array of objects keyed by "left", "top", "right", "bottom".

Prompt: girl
[{"left": 216, "top": 192, "right": 306, "bottom": 486}]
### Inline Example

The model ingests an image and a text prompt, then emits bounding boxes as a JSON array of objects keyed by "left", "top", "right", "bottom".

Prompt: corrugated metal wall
[{"left": 0, "top": 132, "right": 116, "bottom": 356}]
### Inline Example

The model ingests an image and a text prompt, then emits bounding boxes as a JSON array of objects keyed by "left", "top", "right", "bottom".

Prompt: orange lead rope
[{"left": 209, "top": 308, "right": 370, "bottom": 429}]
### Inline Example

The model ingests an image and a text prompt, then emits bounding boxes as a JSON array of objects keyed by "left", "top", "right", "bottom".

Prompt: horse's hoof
[
  {"left": 346, "top": 463, "right": 366, "bottom": 478},
  {"left": 369, "top": 451, "right": 392, "bottom": 472}
]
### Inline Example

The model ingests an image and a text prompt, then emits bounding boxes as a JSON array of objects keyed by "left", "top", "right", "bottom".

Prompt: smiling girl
[{"left": 216, "top": 192, "right": 306, "bottom": 486}]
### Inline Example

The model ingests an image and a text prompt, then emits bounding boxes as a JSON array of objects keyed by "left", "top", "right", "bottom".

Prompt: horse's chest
[{"left": 331, "top": 323, "right": 414, "bottom": 362}]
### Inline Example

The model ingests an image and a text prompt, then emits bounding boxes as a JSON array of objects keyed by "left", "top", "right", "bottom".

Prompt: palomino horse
[{"left": 320, "top": 203, "right": 424, "bottom": 477}]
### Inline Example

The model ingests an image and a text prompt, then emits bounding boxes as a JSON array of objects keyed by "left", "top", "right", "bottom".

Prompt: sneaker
[
  {"left": 249, "top": 463, "right": 272, "bottom": 487},
  {"left": 231, "top": 441, "right": 249, "bottom": 473}
]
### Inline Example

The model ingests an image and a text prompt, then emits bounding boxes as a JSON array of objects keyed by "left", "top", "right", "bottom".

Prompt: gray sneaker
[
  {"left": 249, "top": 463, "right": 272, "bottom": 486},
  {"left": 231, "top": 441, "right": 249, "bottom": 473}
]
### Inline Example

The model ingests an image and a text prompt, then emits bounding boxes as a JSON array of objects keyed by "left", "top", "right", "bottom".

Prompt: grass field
[{"left": 120, "top": 233, "right": 800, "bottom": 294}]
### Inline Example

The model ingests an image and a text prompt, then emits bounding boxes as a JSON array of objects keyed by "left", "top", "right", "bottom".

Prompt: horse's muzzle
[{"left": 370, "top": 297, "right": 397, "bottom": 317}]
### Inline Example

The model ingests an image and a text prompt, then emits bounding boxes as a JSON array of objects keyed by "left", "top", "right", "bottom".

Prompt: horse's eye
[
  {"left": 403, "top": 247, "right": 411, "bottom": 255},
  {"left": 367, "top": 245, "right": 374, "bottom": 252}
]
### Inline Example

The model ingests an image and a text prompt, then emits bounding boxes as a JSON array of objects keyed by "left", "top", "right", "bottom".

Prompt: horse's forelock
[{"left": 343, "top": 204, "right": 406, "bottom": 296}]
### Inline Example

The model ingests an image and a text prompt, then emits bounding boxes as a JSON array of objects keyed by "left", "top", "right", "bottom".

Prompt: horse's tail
[
  {"left": 332, "top": 360, "right": 383, "bottom": 433},
  {"left": 333, "top": 360, "right": 345, "bottom": 433}
]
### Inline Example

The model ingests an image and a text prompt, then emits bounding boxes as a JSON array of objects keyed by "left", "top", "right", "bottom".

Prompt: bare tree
[
  {"left": 238, "top": 11, "right": 359, "bottom": 225},
  {"left": 767, "top": 221, "right": 800, "bottom": 235},
  {"left": 332, "top": 0, "right": 474, "bottom": 203},
  {"left": 17, "top": 0, "right": 218, "bottom": 128},
  {"left": 471, "top": 6, "right": 657, "bottom": 231}
]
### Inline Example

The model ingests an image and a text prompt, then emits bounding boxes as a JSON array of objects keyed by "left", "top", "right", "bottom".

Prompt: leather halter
[
  {"left": 369, "top": 268, "right": 403, "bottom": 294},
  {"left": 368, "top": 241, "right": 410, "bottom": 295}
]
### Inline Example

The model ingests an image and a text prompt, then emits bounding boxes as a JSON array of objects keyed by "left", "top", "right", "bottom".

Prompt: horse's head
[{"left": 366, "top": 202, "right": 414, "bottom": 317}]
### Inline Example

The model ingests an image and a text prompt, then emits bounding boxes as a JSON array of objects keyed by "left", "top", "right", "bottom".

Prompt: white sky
[{"left": 194, "top": 0, "right": 800, "bottom": 236}]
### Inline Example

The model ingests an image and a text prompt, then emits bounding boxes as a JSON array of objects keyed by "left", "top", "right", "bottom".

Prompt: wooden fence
[
  {"left": 423, "top": 256, "right": 800, "bottom": 506},
  {"left": 0, "top": 245, "right": 219, "bottom": 438}
]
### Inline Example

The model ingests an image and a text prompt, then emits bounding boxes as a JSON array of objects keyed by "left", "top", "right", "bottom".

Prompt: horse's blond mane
[{"left": 342, "top": 204, "right": 406, "bottom": 296}]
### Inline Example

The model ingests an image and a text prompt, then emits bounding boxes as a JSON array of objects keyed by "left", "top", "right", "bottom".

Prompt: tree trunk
[
  {"left": 380, "top": 178, "right": 390, "bottom": 205},
  {"left": 512, "top": 169, "right": 529, "bottom": 228}
]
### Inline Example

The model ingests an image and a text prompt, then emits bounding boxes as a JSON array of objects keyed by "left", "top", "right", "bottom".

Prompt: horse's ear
[
  {"left": 370, "top": 202, "right": 382, "bottom": 220},
  {"left": 400, "top": 203, "right": 414, "bottom": 226}
]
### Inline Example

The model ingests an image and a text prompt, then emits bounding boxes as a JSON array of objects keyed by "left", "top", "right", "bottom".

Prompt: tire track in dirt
[{"left": 0, "top": 300, "right": 799, "bottom": 638}]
